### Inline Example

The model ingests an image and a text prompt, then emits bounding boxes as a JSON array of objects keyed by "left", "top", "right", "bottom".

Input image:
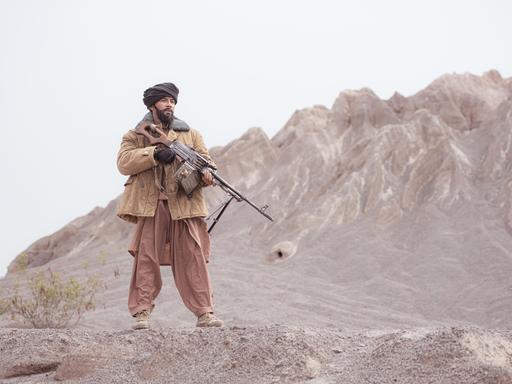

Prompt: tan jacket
[{"left": 116, "top": 115, "right": 213, "bottom": 223}]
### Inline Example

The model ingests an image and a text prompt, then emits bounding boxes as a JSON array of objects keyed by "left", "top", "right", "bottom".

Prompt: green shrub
[{"left": 3, "top": 270, "right": 102, "bottom": 328}]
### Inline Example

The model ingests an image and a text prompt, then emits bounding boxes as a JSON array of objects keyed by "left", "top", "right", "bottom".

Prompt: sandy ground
[{"left": 1, "top": 325, "right": 512, "bottom": 383}]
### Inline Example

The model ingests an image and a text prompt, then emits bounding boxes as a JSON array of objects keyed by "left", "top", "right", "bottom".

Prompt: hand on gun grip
[
  {"left": 201, "top": 168, "right": 214, "bottom": 186},
  {"left": 154, "top": 147, "right": 176, "bottom": 164}
]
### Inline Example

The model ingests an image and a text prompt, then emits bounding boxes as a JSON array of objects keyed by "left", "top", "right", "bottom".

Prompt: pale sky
[{"left": 0, "top": 0, "right": 511, "bottom": 277}]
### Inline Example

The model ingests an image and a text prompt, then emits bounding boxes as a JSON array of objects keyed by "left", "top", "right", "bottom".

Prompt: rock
[
  {"left": 305, "top": 355, "right": 322, "bottom": 378},
  {"left": 266, "top": 241, "right": 297, "bottom": 263},
  {"left": 54, "top": 355, "right": 101, "bottom": 381}
]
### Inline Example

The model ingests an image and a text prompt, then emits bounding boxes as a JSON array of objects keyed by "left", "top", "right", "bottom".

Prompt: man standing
[{"left": 117, "top": 82, "right": 223, "bottom": 329}]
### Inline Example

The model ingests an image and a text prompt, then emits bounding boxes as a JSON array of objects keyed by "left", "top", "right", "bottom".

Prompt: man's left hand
[{"left": 201, "top": 169, "right": 214, "bottom": 186}]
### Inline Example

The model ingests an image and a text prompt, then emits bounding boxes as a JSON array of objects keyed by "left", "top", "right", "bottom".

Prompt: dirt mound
[{"left": 1, "top": 326, "right": 511, "bottom": 383}]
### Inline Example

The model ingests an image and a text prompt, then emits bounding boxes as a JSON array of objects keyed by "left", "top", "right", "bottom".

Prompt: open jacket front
[{"left": 116, "top": 114, "right": 213, "bottom": 223}]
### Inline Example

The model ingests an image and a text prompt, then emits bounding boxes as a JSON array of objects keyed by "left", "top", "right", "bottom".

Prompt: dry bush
[
  {"left": 3, "top": 270, "right": 102, "bottom": 328},
  {"left": 0, "top": 295, "right": 8, "bottom": 316}
]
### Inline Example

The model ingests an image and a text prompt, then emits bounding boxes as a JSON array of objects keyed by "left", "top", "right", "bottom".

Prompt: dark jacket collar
[{"left": 141, "top": 112, "right": 190, "bottom": 132}]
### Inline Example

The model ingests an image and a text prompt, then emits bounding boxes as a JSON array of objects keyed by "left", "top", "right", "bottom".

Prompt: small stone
[{"left": 305, "top": 356, "right": 322, "bottom": 378}]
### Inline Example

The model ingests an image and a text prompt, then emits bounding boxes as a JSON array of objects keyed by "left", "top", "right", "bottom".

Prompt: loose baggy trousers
[{"left": 127, "top": 193, "right": 214, "bottom": 317}]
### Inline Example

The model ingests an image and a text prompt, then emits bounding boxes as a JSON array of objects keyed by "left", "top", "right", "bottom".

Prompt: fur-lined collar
[{"left": 140, "top": 112, "right": 190, "bottom": 132}]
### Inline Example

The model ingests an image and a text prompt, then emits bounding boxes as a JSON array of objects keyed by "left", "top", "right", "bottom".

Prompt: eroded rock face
[
  {"left": 4, "top": 70, "right": 512, "bottom": 330},
  {"left": 224, "top": 71, "right": 509, "bottom": 243},
  {"left": 402, "top": 70, "right": 510, "bottom": 132}
]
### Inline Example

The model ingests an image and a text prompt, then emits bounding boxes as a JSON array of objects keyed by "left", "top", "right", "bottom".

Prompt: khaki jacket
[{"left": 116, "top": 115, "right": 213, "bottom": 223}]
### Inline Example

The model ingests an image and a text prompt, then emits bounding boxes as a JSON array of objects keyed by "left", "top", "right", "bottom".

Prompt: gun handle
[{"left": 134, "top": 121, "right": 172, "bottom": 146}]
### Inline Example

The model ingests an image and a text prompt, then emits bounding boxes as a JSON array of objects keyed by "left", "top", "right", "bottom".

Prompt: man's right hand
[{"left": 154, "top": 146, "right": 176, "bottom": 164}]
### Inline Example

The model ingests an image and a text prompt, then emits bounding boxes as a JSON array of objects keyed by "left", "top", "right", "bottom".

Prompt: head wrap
[{"left": 143, "top": 82, "right": 179, "bottom": 107}]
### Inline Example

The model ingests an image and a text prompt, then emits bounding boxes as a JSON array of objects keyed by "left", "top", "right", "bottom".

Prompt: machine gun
[{"left": 134, "top": 122, "right": 273, "bottom": 232}]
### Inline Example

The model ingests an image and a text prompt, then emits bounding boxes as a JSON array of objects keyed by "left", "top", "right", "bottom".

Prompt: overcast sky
[{"left": 0, "top": 0, "right": 511, "bottom": 277}]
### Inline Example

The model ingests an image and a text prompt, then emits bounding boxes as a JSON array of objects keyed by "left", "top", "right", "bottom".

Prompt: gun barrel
[
  {"left": 213, "top": 173, "right": 273, "bottom": 222},
  {"left": 163, "top": 139, "right": 273, "bottom": 223}
]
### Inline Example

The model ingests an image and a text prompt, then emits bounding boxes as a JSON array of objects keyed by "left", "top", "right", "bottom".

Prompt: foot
[
  {"left": 196, "top": 312, "right": 224, "bottom": 327},
  {"left": 132, "top": 309, "right": 151, "bottom": 330}
]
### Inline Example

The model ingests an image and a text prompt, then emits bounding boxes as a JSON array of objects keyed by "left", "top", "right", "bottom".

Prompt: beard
[{"left": 156, "top": 108, "right": 174, "bottom": 127}]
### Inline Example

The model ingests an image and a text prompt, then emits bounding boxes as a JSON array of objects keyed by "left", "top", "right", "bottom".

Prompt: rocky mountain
[{"left": 2, "top": 70, "right": 512, "bottom": 332}]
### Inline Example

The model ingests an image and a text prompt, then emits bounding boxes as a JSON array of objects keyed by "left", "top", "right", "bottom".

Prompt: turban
[{"left": 143, "top": 82, "right": 179, "bottom": 107}]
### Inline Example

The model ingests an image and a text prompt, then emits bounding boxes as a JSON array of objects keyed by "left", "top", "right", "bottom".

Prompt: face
[{"left": 151, "top": 97, "right": 176, "bottom": 125}]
